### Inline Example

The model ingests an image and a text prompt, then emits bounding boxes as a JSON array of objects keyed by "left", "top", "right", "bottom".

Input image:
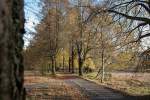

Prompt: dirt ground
[
  {"left": 24, "top": 75, "right": 88, "bottom": 100},
  {"left": 24, "top": 72, "right": 150, "bottom": 100}
]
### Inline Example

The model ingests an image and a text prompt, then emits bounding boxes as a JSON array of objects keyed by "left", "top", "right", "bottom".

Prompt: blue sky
[
  {"left": 23, "top": 0, "right": 102, "bottom": 47},
  {"left": 24, "top": 0, "right": 149, "bottom": 49},
  {"left": 24, "top": 0, "right": 43, "bottom": 32},
  {"left": 24, "top": 0, "right": 43, "bottom": 47}
]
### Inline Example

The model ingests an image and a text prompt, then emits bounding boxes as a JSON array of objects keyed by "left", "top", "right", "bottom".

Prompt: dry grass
[{"left": 84, "top": 72, "right": 150, "bottom": 96}]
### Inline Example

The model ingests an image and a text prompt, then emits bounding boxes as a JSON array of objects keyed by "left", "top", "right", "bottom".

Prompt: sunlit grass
[
  {"left": 127, "top": 87, "right": 150, "bottom": 96},
  {"left": 84, "top": 72, "right": 150, "bottom": 96}
]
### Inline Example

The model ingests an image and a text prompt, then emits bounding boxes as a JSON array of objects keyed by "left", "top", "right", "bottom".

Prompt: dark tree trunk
[
  {"left": 71, "top": 59, "right": 75, "bottom": 73},
  {"left": 101, "top": 48, "right": 105, "bottom": 83},
  {"left": 55, "top": 59, "right": 57, "bottom": 71},
  {"left": 69, "top": 57, "right": 71, "bottom": 72},
  {"left": 0, "top": 0, "right": 25, "bottom": 100},
  {"left": 78, "top": 56, "right": 83, "bottom": 76},
  {"left": 62, "top": 55, "right": 65, "bottom": 72},
  {"left": 71, "top": 45, "right": 75, "bottom": 73},
  {"left": 51, "top": 57, "right": 55, "bottom": 75}
]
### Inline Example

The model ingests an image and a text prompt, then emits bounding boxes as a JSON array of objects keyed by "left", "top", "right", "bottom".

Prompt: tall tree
[{"left": 0, "top": 0, "right": 25, "bottom": 100}]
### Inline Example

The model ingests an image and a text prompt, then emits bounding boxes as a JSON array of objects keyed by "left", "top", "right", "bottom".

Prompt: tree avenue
[
  {"left": 0, "top": 0, "right": 149, "bottom": 99},
  {"left": 24, "top": 0, "right": 149, "bottom": 78}
]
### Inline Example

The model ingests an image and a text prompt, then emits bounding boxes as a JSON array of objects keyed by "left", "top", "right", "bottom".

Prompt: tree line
[{"left": 23, "top": 0, "right": 150, "bottom": 80}]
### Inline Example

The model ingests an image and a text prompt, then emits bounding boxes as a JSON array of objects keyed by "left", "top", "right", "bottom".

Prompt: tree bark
[
  {"left": 69, "top": 57, "right": 71, "bottom": 72},
  {"left": 78, "top": 56, "right": 83, "bottom": 76},
  {"left": 62, "top": 55, "right": 65, "bottom": 72},
  {"left": 0, "top": 0, "right": 25, "bottom": 100},
  {"left": 77, "top": 0, "right": 84, "bottom": 76},
  {"left": 101, "top": 31, "right": 105, "bottom": 83},
  {"left": 51, "top": 57, "right": 55, "bottom": 75},
  {"left": 71, "top": 45, "right": 75, "bottom": 73},
  {"left": 101, "top": 48, "right": 105, "bottom": 83}
]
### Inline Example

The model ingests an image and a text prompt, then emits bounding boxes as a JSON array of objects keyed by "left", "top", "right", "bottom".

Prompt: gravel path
[
  {"left": 65, "top": 78, "right": 132, "bottom": 100},
  {"left": 25, "top": 75, "right": 133, "bottom": 100}
]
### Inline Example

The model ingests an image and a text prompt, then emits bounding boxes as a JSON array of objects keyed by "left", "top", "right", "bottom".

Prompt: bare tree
[{"left": 87, "top": 0, "right": 150, "bottom": 42}]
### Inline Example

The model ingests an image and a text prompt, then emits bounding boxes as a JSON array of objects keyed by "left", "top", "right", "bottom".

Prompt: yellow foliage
[
  {"left": 54, "top": 49, "right": 96, "bottom": 69},
  {"left": 56, "top": 49, "right": 69, "bottom": 65},
  {"left": 84, "top": 58, "right": 96, "bottom": 69}
]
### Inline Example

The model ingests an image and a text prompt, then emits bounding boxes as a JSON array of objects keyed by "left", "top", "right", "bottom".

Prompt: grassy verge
[{"left": 83, "top": 72, "right": 150, "bottom": 96}]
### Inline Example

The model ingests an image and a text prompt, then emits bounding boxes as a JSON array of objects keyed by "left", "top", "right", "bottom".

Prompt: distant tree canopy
[{"left": 24, "top": 0, "right": 149, "bottom": 77}]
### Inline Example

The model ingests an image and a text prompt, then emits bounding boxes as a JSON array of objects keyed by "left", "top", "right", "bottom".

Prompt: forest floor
[
  {"left": 24, "top": 72, "right": 136, "bottom": 100},
  {"left": 24, "top": 75, "right": 88, "bottom": 100}
]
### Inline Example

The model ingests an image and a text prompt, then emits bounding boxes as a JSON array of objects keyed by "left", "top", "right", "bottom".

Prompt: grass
[
  {"left": 127, "top": 87, "right": 150, "bottom": 96},
  {"left": 83, "top": 72, "right": 150, "bottom": 96}
]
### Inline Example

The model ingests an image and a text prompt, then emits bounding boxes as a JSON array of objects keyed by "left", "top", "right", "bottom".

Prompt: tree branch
[{"left": 108, "top": 9, "right": 150, "bottom": 24}]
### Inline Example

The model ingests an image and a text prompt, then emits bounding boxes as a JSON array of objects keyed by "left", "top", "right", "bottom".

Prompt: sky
[
  {"left": 24, "top": 0, "right": 149, "bottom": 49},
  {"left": 24, "top": 0, "right": 43, "bottom": 47},
  {"left": 23, "top": 0, "right": 103, "bottom": 47}
]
